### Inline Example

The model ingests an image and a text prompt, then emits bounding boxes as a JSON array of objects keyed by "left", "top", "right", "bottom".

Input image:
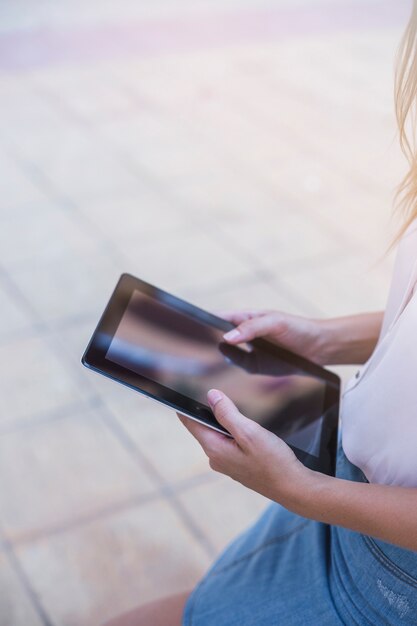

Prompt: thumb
[
  {"left": 223, "top": 314, "right": 282, "bottom": 344},
  {"left": 207, "top": 389, "right": 259, "bottom": 445}
]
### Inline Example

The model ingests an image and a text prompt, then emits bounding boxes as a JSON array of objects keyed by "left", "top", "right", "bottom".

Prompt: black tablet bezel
[{"left": 82, "top": 273, "right": 340, "bottom": 476}]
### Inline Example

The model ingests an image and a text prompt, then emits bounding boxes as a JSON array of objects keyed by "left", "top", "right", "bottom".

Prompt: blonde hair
[{"left": 394, "top": 0, "right": 417, "bottom": 241}]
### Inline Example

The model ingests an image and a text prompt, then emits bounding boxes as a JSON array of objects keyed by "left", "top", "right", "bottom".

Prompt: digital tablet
[{"left": 82, "top": 274, "right": 340, "bottom": 475}]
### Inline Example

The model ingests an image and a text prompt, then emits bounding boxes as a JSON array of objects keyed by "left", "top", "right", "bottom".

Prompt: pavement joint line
[
  {"left": 176, "top": 214, "right": 327, "bottom": 315},
  {"left": 264, "top": 249, "right": 352, "bottom": 277},
  {"left": 1, "top": 247, "right": 117, "bottom": 412},
  {"left": 1, "top": 141, "right": 134, "bottom": 274},
  {"left": 0, "top": 1, "right": 407, "bottom": 73},
  {"left": 183, "top": 270, "right": 273, "bottom": 299},
  {"left": 196, "top": 210, "right": 341, "bottom": 280},
  {"left": 47, "top": 311, "right": 98, "bottom": 332},
  {"left": 12, "top": 81, "right": 177, "bottom": 209},
  {"left": 135, "top": 73, "right": 374, "bottom": 203},
  {"left": 5, "top": 488, "right": 169, "bottom": 548},
  {"left": 1, "top": 195, "right": 328, "bottom": 360},
  {"left": 166, "top": 203, "right": 301, "bottom": 285},
  {"left": 1, "top": 142, "right": 66, "bottom": 210},
  {"left": 0, "top": 307, "right": 105, "bottom": 350},
  {"left": 6, "top": 307, "right": 249, "bottom": 560},
  {"left": 97, "top": 402, "right": 167, "bottom": 489},
  {"left": 140, "top": 72, "right": 397, "bottom": 235},
  {"left": 95, "top": 402, "right": 220, "bottom": 557},
  {"left": 264, "top": 273, "right": 325, "bottom": 318},
  {"left": 0, "top": 324, "right": 46, "bottom": 347},
  {"left": 214, "top": 65, "right": 395, "bottom": 189},
  {"left": 167, "top": 495, "right": 218, "bottom": 559},
  {"left": 45, "top": 333, "right": 106, "bottom": 402},
  {"left": 1, "top": 152, "right": 293, "bottom": 310},
  {"left": 5, "top": 470, "right": 220, "bottom": 551},
  {"left": 18, "top": 68, "right": 375, "bottom": 277},
  {"left": 0, "top": 396, "right": 98, "bottom": 438},
  {"left": 25, "top": 77, "right": 313, "bottom": 262},
  {"left": 32, "top": 79, "right": 136, "bottom": 132},
  {"left": 0, "top": 530, "right": 55, "bottom": 626},
  {"left": 0, "top": 32, "right": 404, "bottom": 218},
  {"left": 181, "top": 270, "right": 267, "bottom": 299},
  {"left": 0, "top": 266, "right": 49, "bottom": 332}
]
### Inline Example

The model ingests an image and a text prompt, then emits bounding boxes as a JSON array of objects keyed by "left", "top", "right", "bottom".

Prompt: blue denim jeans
[{"left": 183, "top": 445, "right": 417, "bottom": 625}]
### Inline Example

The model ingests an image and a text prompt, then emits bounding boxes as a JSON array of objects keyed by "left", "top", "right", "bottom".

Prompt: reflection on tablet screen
[{"left": 106, "top": 290, "right": 328, "bottom": 458}]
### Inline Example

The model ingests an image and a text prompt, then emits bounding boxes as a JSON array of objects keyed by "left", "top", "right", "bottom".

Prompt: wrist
[
  {"left": 311, "top": 318, "right": 340, "bottom": 365},
  {"left": 277, "top": 463, "right": 319, "bottom": 513},
  {"left": 278, "top": 464, "right": 334, "bottom": 520},
  {"left": 313, "top": 313, "right": 383, "bottom": 366}
]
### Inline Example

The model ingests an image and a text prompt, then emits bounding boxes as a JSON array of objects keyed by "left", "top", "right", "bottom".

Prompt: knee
[{"left": 102, "top": 590, "right": 191, "bottom": 626}]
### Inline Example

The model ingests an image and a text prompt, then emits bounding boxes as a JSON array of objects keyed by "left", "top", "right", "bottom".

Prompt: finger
[
  {"left": 216, "top": 309, "right": 264, "bottom": 324},
  {"left": 177, "top": 412, "right": 231, "bottom": 455},
  {"left": 207, "top": 389, "right": 260, "bottom": 446},
  {"left": 223, "top": 313, "right": 284, "bottom": 343}
]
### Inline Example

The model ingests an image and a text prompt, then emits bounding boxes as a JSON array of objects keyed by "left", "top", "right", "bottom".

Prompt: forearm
[
  {"left": 285, "top": 471, "right": 417, "bottom": 552},
  {"left": 317, "top": 312, "right": 384, "bottom": 365}
]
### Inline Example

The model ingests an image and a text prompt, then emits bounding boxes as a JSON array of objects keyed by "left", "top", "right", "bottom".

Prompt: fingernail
[
  {"left": 207, "top": 389, "right": 223, "bottom": 407},
  {"left": 223, "top": 329, "right": 240, "bottom": 341}
]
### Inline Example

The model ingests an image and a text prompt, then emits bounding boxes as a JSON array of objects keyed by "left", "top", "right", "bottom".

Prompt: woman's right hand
[{"left": 220, "top": 309, "right": 330, "bottom": 366}]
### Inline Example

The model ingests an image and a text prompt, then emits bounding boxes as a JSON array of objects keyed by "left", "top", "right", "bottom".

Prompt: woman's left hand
[
  {"left": 177, "top": 389, "right": 309, "bottom": 505},
  {"left": 181, "top": 390, "right": 417, "bottom": 551}
]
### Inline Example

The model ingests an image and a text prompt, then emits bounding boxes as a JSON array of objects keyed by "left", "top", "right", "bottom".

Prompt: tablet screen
[{"left": 105, "top": 289, "right": 330, "bottom": 458}]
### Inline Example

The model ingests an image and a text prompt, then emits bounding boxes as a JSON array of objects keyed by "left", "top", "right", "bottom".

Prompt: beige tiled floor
[
  {"left": 0, "top": 0, "right": 409, "bottom": 624},
  {"left": 0, "top": 552, "right": 44, "bottom": 626},
  {"left": 16, "top": 500, "right": 213, "bottom": 626}
]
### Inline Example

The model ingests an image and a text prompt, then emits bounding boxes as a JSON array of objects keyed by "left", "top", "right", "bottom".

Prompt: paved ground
[{"left": 0, "top": 0, "right": 411, "bottom": 624}]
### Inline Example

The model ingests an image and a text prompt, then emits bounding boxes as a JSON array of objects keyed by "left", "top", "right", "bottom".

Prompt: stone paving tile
[
  {"left": 16, "top": 498, "right": 211, "bottom": 626},
  {"left": 32, "top": 66, "right": 138, "bottom": 123},
  {"left": 73, "top": 188, "right": 185, "bottom": 243},
  {"left": 43, "top": 146, "right": 142, "bottom": 202},
  {"left": 0, "top": 550, "right": 44, "bottom": 626},
  {"left": 168, "top": 169, "right": 288, "bottom": 223},
  {"left": 3, "top": 120, "right": 141, "bottom": 203},
  {"left": 51, "top": 316, "right": 129, "bottom": 401},
  {"left": 0, "top": 201, "right": 99, "bottom": 269},
  {"left": 8, "top": 249, "right": 125, "bottom": 324},
  {"left": 307, "top": 199, "right": 396, "bottom": 268},
  {"left": 134, "top": 40, "right": 399, "bottom": 259},
  {"left": 35, "top": 132, "right": 142, "bottom": 201},
  {"left": 58, "top": 317, "right": 226, "bottom": 503},
  {"left": 278, "top": 250, "right": 393, "bottom": 318},
  {"left": 0, "top": 284, "right": 35, "bottom": 341},
  {"left": 4, "top": 120, "right": 89, "bottom": 168},
  {"left": 0, "top": 335, "right": 88, "bottom": 431},
  {"left": 0, "top": 86, "right": 69, "bottom": 149},
  {"left": 120, "top": 226, "right": 256, "bottom": 294},
  {"left": 0, "top": 149, "right": 49, "bottom": 209},
  {"left": 183, "top": 274, "right": 320, "bottom": 318},
  {"left": 106, "top": 392, "right": 212, "bottom": 485},
  {"left": 102, "top": 111, "right": 228, "bottom": 186},
  {"left": 0, "top": 406, "right": 158, "bottom": 543},
  {"left": 177, "top": 475, "right": 269, "bottom": 554},
  {"left": 214, "top": 205, "right": 344, "bottom": 272}
]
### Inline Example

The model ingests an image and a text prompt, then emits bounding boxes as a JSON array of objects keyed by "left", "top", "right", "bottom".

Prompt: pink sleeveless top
[{"left": 341, "top": 219, "right": 417, "bottom": 487}]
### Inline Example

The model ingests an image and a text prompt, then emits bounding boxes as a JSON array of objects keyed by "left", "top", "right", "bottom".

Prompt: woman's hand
[
  {"left": 179, "top": 392, "right": 417, "bottom": 551},
  {"left": 177, "top": 389, "right": 309, "bottom": 505},
  {"left": 220, "top": 309, "right": 384, "bottom": 366},
  {"left": 220, "top": 309, "right": 329, "bottom": 365}
]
